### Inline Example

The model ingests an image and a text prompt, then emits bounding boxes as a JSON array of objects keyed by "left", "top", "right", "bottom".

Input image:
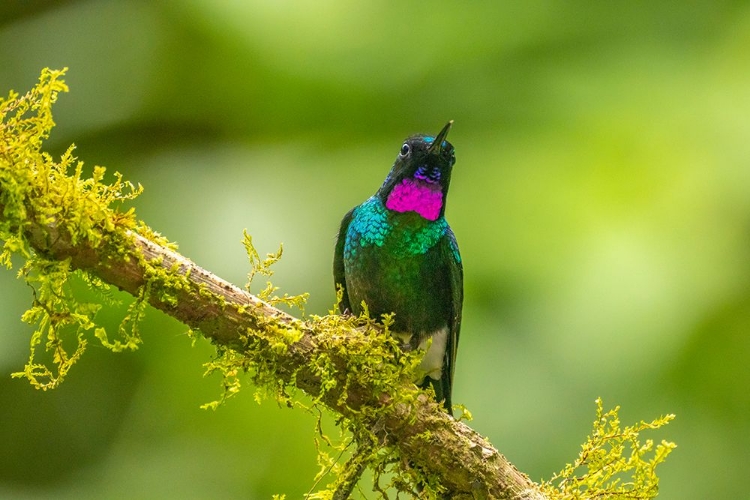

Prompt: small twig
[{"left": 332, "top": 444, "right": 370, "bottom": 500}]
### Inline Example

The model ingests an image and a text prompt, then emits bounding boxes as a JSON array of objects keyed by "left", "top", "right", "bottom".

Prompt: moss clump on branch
[
  {"left": 204, "top": 238, "right": 437, "bottom": 494},
  {"left": 0, "top": 68, "right": 146, "bottom": 388},
  {"left": 0, "top": 69, "right": 676, "bottom": 499},
  {"left": 540, "top": 398, "right": 675, "bottom": 500},
  {"left": 0, "top": 68, "right": 444, "bottom": 494}
]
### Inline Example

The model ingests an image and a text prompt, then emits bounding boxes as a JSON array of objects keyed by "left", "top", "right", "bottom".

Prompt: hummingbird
[{"left": 333, "top": 121, "right": 463, "bottom": 413}]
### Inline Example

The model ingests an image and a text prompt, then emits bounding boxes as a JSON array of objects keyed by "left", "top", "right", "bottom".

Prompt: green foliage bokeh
[{"left": 1, "top": 2, "right": 749, "bottom": 498}]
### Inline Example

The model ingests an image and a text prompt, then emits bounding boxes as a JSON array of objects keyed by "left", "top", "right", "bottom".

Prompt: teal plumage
[
  {"left": 345, "top": 197, "right": 450, "bottom": 257},
  {"left": 334, "top": 122, "right": 463, "bottom": 413}
]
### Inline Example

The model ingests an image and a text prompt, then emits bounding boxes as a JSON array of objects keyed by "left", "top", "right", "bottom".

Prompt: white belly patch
[{"left": 394, "top": 327, "right": 448, "bottom": 381}]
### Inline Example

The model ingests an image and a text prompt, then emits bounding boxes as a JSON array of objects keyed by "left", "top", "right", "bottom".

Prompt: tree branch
[
  {"left": 4, "top": 197, "right": 545, "bottom": 498},
  {"left": 0, "top": 68, "right": 546, "bottom": 497},
  {"left": 1, "top": 68, "right": 678, "bottom": 500}
]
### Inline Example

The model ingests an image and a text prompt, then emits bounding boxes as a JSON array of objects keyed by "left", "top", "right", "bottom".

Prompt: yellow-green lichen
[
  {"left": 1, "top": 69, "right": 677, "bottom": 498},
  {"left": 300, "top": 308, "right": 444, "bottom": 497},
  {"left": 200, "top": 238, "right": 438, "bottom": 495},
  {"left": 200, "top": 232, "right": 310, "bottom": 410},
  {"left": 539, "top": 398, "right": 676, "bottom": 499},
  {"left": 0, "top": 68, "right": 148, "bottom": 388},
  {"left": 13, "top": 260, "right": 91, "bottom": 389},
  {"left": 95, "top": 280, "right": 149, "bottom": 352},
  {"left": 243, "top": 229, "right": 309, "bottom": 313},
  {"left": 0, "top": 70, "right": 194, "bottom": 389}
]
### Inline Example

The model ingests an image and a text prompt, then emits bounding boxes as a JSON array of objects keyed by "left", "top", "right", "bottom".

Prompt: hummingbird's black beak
[{"left": 428, "top": 120, "right": 453, "bottom": 154}]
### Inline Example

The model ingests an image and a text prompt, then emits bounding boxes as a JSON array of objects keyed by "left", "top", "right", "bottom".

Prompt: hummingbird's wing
[
  {"left": 439, "top": 226, "right": 463, "bottom": 412},
  {"left": 333, "top": 207, "right": 355, "bottom": 314}
]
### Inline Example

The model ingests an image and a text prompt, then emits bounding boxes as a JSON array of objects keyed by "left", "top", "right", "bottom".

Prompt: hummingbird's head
[{"left": 379, "top": 121, "right": 456, "bottom": 221}]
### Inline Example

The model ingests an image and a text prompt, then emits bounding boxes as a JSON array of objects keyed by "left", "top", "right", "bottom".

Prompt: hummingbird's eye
[{"left": 399, "top": 143, "right": 410, "bottom": 157}]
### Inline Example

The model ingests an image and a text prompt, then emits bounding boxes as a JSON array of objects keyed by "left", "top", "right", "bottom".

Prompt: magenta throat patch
[{"left": 385, "top": 178, "right": 443, "bottom": 220}]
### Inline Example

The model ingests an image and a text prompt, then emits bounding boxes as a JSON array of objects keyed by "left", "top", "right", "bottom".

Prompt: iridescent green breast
[
  {"left": 342, "top": 196, "right": 452, "bottom": 336},
  {"left": 344, "top": 197, "right": 447, "bottom": 259}
]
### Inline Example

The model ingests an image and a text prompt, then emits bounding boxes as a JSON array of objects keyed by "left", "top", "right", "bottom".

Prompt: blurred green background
[{"left": 1, "top": 1, "right": 749, "bottom": 498}]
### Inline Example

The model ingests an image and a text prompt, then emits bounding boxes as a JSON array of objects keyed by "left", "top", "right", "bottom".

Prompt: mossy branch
[
  {"left": 0, "top": 69, "right": 674, "bottom": 499},
  {"left": 10, "top": 228, "right": 542, "bottom": 499}
]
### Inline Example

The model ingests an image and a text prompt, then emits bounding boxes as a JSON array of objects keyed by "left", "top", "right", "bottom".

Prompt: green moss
[
  {"left": 0, "top": 69, "right": 146, "bottom": 388},
  {"left": 539, "top": 398, "right": 676, "bottom": 499},
  {"left": 199, "top": 233, "right": 309, "bottom": 410},
  {"left": 299, "top": 310, "right": 445, "bottom": 497},
  {"left": 1, "top": 69, "right": 676, "bottom": 498},
  {"left": 200, "top": 235, "right": 439, "bottom": 495},
  {"left": 0, "top": 70, "right": 196, "bottom": 388}
]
